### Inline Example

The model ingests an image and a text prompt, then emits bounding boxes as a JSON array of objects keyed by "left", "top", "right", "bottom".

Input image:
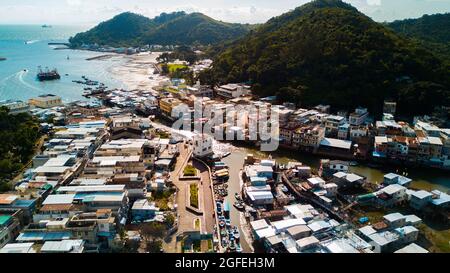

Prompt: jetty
[
  {"left": 48, "top": 42, "right": 70, "bottom": 47},
  {"left": 86, "top": 54, "right": 114, "bottom": 61}
]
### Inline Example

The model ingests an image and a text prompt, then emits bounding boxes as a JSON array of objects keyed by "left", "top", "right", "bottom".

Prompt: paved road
[
  {"left": 193, "top": 159, "right": 215, "bottom": 234},
  {"left": 163, "top": 143, "right": 215, "bottom": 252},
  {"left": 163, "top": 143, "right": 192, "bottom": 252}
]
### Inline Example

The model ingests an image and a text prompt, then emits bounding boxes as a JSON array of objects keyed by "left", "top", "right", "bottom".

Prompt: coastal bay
[{"left": 0, "top": 25, "right": 125, "bottom": 103}]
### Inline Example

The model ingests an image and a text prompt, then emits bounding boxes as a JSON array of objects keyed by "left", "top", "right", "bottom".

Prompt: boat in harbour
[
  {"left": 228, "top": 238, "right": 237, "bottom": 252},
  {"left": 236, "top": 244, "right": 242, "bottom": 253},
  {"left": 233, "top": 201, "right": 245, "bottom": 211},
  {"left": 233, "top": 227, "right": 240, "bottom": 240},
  {"left": 37, "top": 66, "right": 60, "bottom": 81}
]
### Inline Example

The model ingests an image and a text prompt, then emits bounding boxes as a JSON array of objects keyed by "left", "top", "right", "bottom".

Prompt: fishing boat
[
  {"left": 37, "top": 66, "right": 60, "bottom": 81},
  {"left": 233, "top": 201, "right": 244, "bottom": 211},
  {"left": 228, "top": 229, "right": 234, "bottom": 239},
  {"left": 225, "top": 219, "right": 231, "bottom": 228},
  {"left": 220, "top": 229, "right": 227, "bottom": 237},
  {"left": 221, "top": 152, "right": 231, "bottom": 159},
  {"left": 219, "top": 220, "right": 226, "bottom": 228},
  {"left": 235, "top": 193, "right": 242, "bottom": 201},
  {"left": 233, "top": 227, "right": 240, "bottom": 240},
  {"left": 236, "top": 244, "right": 242, "bottom": 253},
  {"left": 228, "top": 239, "right": 237, "bottom": 252},
  {"left": 221, "top": 238, "right": 228, "bottom": 248}
]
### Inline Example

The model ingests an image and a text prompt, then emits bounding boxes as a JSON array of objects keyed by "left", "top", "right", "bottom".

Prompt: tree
[
  {"left": 161, "top": 64, "right": 170, "bottom": 75},
  {"left": 145, "top": 240, "right": 163, "bottom": 253},
  {"left": 209, "top": 1, "right": 450, "bottom": 116},
  {"left": 0, "top": 107, "right": 40, "bottom": 188},
  {"left": 165, "top": 213, "right": 175, "bottom": 228},
  {"left": 157, "top": 53, "right": 171, "bottom": 63},
  {"left": 276, "top": 86, "right": 307, "bottom": 107},
  {"left": 139, "top": 222, "right": 166, "bottom": 253}
]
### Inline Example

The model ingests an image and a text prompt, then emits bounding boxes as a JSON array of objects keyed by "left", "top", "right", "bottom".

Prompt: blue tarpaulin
[{"left": 359, "top": 217, "right": 369, "bottom": 224}]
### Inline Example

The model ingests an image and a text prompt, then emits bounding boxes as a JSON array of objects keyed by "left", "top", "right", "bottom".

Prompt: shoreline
[
  {"left": 105, "top": 52, "right": 165, "bottom": 91},
  {"left": 86, "top": 54, "right": 117, "bottom": 61}
]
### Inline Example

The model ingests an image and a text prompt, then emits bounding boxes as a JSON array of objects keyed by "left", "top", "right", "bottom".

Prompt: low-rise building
[
  {"left": 320, "top": 159, "right": 349, "bottom": 178},
  {"left": 193, "top": 134, "right": 213, "bottom": 158},
  {"left": 324, "top": 115, "right": 346, "bottom": 136},
  {"left": 0, "top": 100, "right": 30, "bottom": 114},
  {"left": 376, "top": 184, "right": 407, "bottom": 207},
  {"left": 215, "top": 84, "right": 251, "bottom": 99},
  {"left": 410, "top": 190, "right": 433, "bottom": 210},
  {"left": 332, "top": 172, "right": 366, "bottom": 188},
  {"left": 349, "top": 107, "right": 369, "bottom": 126},
  {"left": 395, "top": 243, "right": 428, "bottom": 253},
  {"left": 0, "top": 214, "right": 21, "bottom": 248},
  {"left": 383, "top": 213, "right": 406, "bottom": 228},
  {"left": 131, "top": 199, "right": 159, "bottom": 223},
  {"left": 383, "top": 173, "right": 412, "bottom": 187},
  {"left": 29, "top": 94, "right": 62, "bottom": 109},
  {"left": 159, "top": 98, "right": 183, "bottom": 120}
]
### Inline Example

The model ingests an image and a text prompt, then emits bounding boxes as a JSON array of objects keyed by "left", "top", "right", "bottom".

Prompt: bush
[
  {"left": 183, "top": 165, "right": 197, "bottom": 176},
  {"left": 190, "top": 184, "right": 199, "bottom": 208}
]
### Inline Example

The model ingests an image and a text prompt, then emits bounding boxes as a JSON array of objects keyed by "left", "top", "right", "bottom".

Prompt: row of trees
[{"left": 0, "top": 107, "right": 41, "bottom": 192}]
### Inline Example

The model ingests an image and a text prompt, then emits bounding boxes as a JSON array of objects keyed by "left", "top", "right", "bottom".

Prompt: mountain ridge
[
  {"left": 387, "top": 13, "right": 450, "bottom": 61},
  {"left": 69, "top": 11, "right": 253, "bottom": 47},
  {"left": 205, "top": 0, "right": 450, "bottom": 116}
]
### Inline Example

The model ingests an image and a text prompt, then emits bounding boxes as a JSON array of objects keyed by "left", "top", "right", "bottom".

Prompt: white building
[
  {"left": 349, "top": 107, "right": 369, "bottom": 126},
  {"left": 192, "top": 134, "right": 213, "bottom": 158},
  {"left": 395, "top": 243, "right": 428, "bottom": 253},
  {"left": 377, "top": 184, "right": 407, "bottom": 207},
  {"left": 0, "top": 100, "right": 30, "bottom": 114},
  {"left": 410, "top": 190, "right": 433, "bottom": 210},
  {"left": 215, "top": 84, "right": 251, "bottom": 99}
]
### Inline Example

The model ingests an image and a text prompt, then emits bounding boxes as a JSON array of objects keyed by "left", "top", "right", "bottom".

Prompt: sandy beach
[{"left": 105, "top": 52, "right": 167, "bottom": 91}]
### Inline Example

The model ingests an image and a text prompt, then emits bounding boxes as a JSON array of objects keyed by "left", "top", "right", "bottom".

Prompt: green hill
[
  {"left": 69, "top": 12, "right": 159, "bottom": 47},
  {"left": 387, "top": 13, "right": 450, "bottom": 61},
  {"left": 388, "top": 13, "right": 450, "bottom": 44},
  {"left": 143, "top": 13, "right": 252, "bottom": 46},
  {"left": 207, "top": 0, "right": 450, "bottom": 116},
  {"left": 69, "top": 11, "right": 252, "bottom": 47}
]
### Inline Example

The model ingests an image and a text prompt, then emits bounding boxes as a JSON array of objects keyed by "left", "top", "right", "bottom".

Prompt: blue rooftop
[
  {"left": 12, "top": 199, "right": 36, "bottom": 208},
  {"left": 372, "top": 151, "right": 387, "bottom": 158},
  {"left": 17, "top": 231, "right": 72, "bottom": 242}
]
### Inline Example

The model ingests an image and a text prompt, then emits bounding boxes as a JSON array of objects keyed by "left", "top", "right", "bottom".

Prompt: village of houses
[{"left": 0, "top": 53, "right": 449, "bottom": 254}]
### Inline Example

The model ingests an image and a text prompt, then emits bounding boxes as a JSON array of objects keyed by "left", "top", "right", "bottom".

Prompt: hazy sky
[{"left": 0, "top": 0, "right": 449, "bottom": 26}]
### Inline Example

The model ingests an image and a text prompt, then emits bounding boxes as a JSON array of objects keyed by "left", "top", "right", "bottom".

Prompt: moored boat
[
  {"left": 233, "top": 201, "right": 244, "bottom": 210},
  {"left": 233, "top": 227, "right": 240, "bottom": 240},
  {"left": 37, "top": 66, "right": 60, "bottom": 81}
]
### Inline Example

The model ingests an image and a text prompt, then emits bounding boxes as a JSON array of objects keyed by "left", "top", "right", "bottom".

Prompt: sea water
[{"left": 0, "top": 25, "right": 125, "bottom": 102}]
